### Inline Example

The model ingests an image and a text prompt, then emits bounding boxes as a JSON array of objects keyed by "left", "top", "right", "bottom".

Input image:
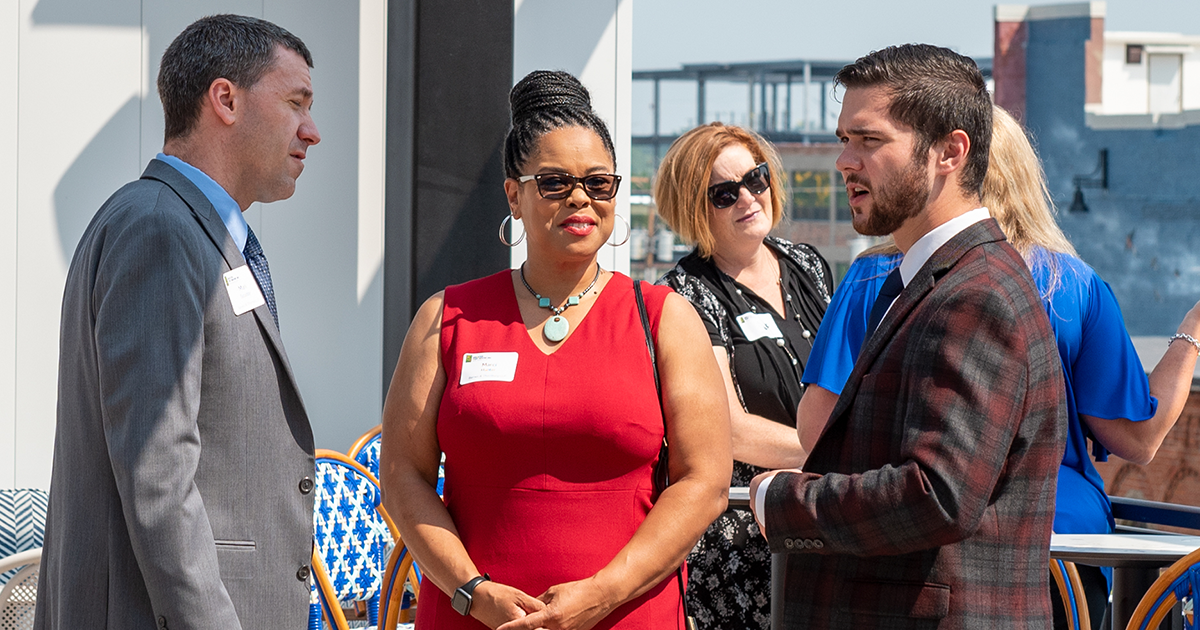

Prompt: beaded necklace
[{"left": 519, "top": 264, "right": 601, "bottom": 342}]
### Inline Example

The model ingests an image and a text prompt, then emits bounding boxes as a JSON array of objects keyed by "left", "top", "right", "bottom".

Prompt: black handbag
[{"left": 633, "top": 280, "right": 698, "bottom": 630}]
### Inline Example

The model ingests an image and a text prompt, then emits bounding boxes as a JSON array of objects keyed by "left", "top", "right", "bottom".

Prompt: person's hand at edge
[{"left": 749, "top": 468, "right": 803, "bottom": 539}]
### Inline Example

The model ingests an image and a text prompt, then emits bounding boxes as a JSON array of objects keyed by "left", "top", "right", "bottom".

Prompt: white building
[{"left": 1094, "top": 30, "right": 1200, "bottom": 125}]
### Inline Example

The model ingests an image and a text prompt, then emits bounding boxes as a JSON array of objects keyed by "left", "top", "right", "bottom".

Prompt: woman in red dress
[{"left": 381, "top": 70, "right": 732, "bottom": 630}]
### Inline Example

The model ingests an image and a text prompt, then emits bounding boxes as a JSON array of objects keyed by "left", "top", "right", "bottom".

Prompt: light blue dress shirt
[{"left": 156, "top": 153, "right": 248, "bottom": 252}]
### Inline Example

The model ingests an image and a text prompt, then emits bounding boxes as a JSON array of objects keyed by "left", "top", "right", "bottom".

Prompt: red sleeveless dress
[{"left": 415, "top": 270, "right": 684, "bottom": 630}]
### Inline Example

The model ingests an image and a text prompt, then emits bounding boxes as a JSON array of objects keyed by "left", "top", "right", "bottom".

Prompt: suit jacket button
[
  {"left": 802, "top": 539, "right": 813, "bottom": 549},
  {"left": 157, "top": 616, "right": 167, "bottom": 629},
  {"left": 783, "top": 538, "right": 794, "bottom": 550},
  {"left": 813, "top": 539, "right": 824, "bottom": 549},
  {"left": 297, "top": 565, "right": 311, "bottom": 581},
  {"left": 299, "top": 477, "right": 314, "bottom": 494}
]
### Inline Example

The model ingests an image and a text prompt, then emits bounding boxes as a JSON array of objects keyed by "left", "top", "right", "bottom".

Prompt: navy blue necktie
[
  {"left": 862, "top": 268, "right": 903, "bottom": 349},
  {"left": 243, "top": 227, "right": 278, "bottom": 329}
]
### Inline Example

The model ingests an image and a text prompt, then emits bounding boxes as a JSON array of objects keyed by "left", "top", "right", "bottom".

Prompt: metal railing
[{"left": 1111, "top": 495, "right": 1200, "bottom": 533}]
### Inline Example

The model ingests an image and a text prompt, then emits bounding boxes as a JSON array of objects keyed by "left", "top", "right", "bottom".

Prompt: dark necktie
[
  {"left": 862, "top": 268, "right": 903, "bottom": 349},
  {"left": 243, "top": 227, "right": 278, "bottom": 329}
]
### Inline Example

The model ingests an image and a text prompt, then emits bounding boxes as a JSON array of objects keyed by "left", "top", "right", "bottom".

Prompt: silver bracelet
[{"left": 1168, "top": 332, "right": 1200, "bottom": 356}]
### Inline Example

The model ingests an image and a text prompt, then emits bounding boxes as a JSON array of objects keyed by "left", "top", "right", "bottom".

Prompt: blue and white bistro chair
[
  {"left": 347, "top": 426, "right": 381, "bottom": 480},
  {"left": 310, "top": 450, "right": 416, "bottom": 629},
  {"left": 348, "top": 425, "right": 443, "bottom": 497}
]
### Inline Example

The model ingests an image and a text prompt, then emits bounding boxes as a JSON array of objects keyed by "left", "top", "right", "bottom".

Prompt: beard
[{"left": 848, "top": 157, "right": 931, "bottom": 237}]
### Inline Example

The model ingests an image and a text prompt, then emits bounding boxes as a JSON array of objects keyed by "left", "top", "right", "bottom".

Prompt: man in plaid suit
[{"left": 750, "top": 45, "right": 1067, "bottom": 628}]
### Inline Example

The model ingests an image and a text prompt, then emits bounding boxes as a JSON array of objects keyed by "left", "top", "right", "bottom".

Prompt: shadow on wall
[
  {"left": 33, "top": 0, "right": 183, "bottom": 260},
  {"left": 31, "top": 0, "right": 139, "bottom": 26},
  {"left": 33, "top": 0, "right": 140, "bottom": 258},
  {"left": 51, "top": 97, "right": 142, "bottom": 260}
]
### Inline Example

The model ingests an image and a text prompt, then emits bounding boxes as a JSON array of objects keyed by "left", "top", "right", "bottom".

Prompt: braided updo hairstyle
[{"left": 503, "top": 70, "right": 617, "bottom": 179}]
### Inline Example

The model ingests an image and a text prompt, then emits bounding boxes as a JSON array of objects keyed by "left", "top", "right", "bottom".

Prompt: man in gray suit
[{"left": 36, "top": 15, "right": 320, "bottom": 629}]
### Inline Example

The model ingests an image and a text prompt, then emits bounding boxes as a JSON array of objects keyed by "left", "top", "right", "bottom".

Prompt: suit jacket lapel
[
  {"left": 140, "top": 159, "right": 304, "bottom": 398},
  {"left": 822, "top": 219, "right": 1009, "bottom": 437}
]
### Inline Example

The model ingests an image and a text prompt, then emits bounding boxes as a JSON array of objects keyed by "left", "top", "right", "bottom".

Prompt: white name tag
[
  {"left": 736, "top": 312, "right": 783, "bottom": 341},
  {"left": 459, "top": 352, "right": 519, "bottom": 385},
  {"left": 223, "top": 265, "right": 266, "bottom": 316}
]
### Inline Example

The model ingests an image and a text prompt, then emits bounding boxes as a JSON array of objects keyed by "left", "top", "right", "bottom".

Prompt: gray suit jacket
[{"left": 35, "top": 160, "right": 316, "bottom": 630}]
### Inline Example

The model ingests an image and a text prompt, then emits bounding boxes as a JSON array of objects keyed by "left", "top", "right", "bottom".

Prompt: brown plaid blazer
[{"left": 764, "top": 219, "right": 1067, "bottom": 629}]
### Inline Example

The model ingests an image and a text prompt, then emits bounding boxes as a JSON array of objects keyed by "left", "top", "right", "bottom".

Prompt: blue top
[
  {"left": 803, "top": 252, "right": 902, "bottom": 395},
  {"left": 156, "top": 153, "right": 249, "bottom": 252},
  {"left": 803, "top": 249, "right": 1156, "bottom": 551}
]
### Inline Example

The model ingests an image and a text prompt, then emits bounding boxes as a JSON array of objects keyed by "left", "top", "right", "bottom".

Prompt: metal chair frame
[
  {"left": 1051, "top": 558, "right": 1092, "bottom": 630},
  {"left": 1125, "top": 546, "right": 1200, "bottom": 630}
]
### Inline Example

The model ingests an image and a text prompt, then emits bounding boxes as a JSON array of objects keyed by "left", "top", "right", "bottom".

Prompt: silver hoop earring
[
  {"left": 499, "top": 214, "right": 525, "bottom": 247},
  {"left": 607, "top": 214, "right": 631, "bottom": 247}
]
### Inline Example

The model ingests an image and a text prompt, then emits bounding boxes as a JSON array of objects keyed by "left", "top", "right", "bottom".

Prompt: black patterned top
[{"left": 659, "top": 236, "right": 831, "bottom": 439}]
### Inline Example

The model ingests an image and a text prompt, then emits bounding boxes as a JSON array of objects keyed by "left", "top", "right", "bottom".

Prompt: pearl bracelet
[{"left": 1169, "top": 332, "right": 1200, "bottom": 356}]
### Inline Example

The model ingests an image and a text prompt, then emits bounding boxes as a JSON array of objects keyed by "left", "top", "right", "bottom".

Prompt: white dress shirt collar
[{"left": 897, "top": 207, "right": 991, "bottom": 287}]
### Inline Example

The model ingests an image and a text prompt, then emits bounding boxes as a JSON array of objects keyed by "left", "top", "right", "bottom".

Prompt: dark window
[
  {"left": 1127, "top": 44, "right": 1144, "bottom": 64},
  {"left": 790, "top": 170, "right": 849, "bottom": 221}
]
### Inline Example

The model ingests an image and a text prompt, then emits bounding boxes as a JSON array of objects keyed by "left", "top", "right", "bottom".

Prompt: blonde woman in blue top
[{"left": 798, "top": 105, "right": 1200, "bottom": 630}]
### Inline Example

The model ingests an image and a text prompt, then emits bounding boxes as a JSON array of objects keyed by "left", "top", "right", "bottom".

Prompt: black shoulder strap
[
  {"left": 633, "top": 280, "right": 661, "bottom": 399},
  {"left": 635, "top": 280, "right": 694, "bottom": 628}
]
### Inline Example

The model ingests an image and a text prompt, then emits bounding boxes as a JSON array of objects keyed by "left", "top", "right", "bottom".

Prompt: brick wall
[{"left": 994, "top": 18, "right": 1028, "bottom": 121}]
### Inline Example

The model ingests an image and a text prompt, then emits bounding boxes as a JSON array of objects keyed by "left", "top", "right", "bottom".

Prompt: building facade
[{"left": 996, "top": 1, "right": 1200, "bottom": 336}]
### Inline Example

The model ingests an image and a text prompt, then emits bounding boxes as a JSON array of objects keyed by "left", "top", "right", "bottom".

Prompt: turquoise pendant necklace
[{"left": 519, "top": 264, "right": 602, "bottom": 343}]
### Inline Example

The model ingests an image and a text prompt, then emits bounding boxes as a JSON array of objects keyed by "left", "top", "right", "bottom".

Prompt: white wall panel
[
  {"left": 265, "top": 0, "right": 386, "bottom": 451},
  {"left": 15, "top": 0, "right": 143, "bottom": 488},
  {"left": 4, "top": 0, "right": 389, "bottom": 486},
  {"left": 1183, "top": 53, "right": 1200, "bottom": 111},
  {"left": 357, "top": 0, "right": 386, "bottom": 307},
  {"left": 1102, "top": 42, "right": 1149, "bottom": 114},
  {"left": 0, "top": 0, "right": 18, "bottom": 488}
]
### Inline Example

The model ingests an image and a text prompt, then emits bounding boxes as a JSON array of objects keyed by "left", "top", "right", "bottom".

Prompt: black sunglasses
[
  {"left": 707, "top": 163, "right": 770, "bottom": 209},
  {"left": 517, "top": 172, "right": 622, "bottom": 201}
]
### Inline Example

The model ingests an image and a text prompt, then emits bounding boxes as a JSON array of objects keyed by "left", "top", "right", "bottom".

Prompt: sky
[
  {"left": 630, "top": 0, "right": 1200, "bottom": 135},
  {"left": 633, "top": 0, "right": 1200, "bottom": 69}
]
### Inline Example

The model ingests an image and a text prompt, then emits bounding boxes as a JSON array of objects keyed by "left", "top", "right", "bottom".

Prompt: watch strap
[{"left": 451, "top": 573, "right": 491, "bottom": 616}]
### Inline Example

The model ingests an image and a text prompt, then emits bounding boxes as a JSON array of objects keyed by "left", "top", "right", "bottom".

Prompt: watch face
[{"left": 451, "top": 588, "right": 471, "bottom": 615}]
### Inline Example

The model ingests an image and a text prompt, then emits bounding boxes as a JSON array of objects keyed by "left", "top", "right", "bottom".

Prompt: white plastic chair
[
  {"left": 0, "top": 548, "right": 41, "bottom": 630},
  {"left": 0, "top": 488, "right": 47, "bottom": 630}
]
